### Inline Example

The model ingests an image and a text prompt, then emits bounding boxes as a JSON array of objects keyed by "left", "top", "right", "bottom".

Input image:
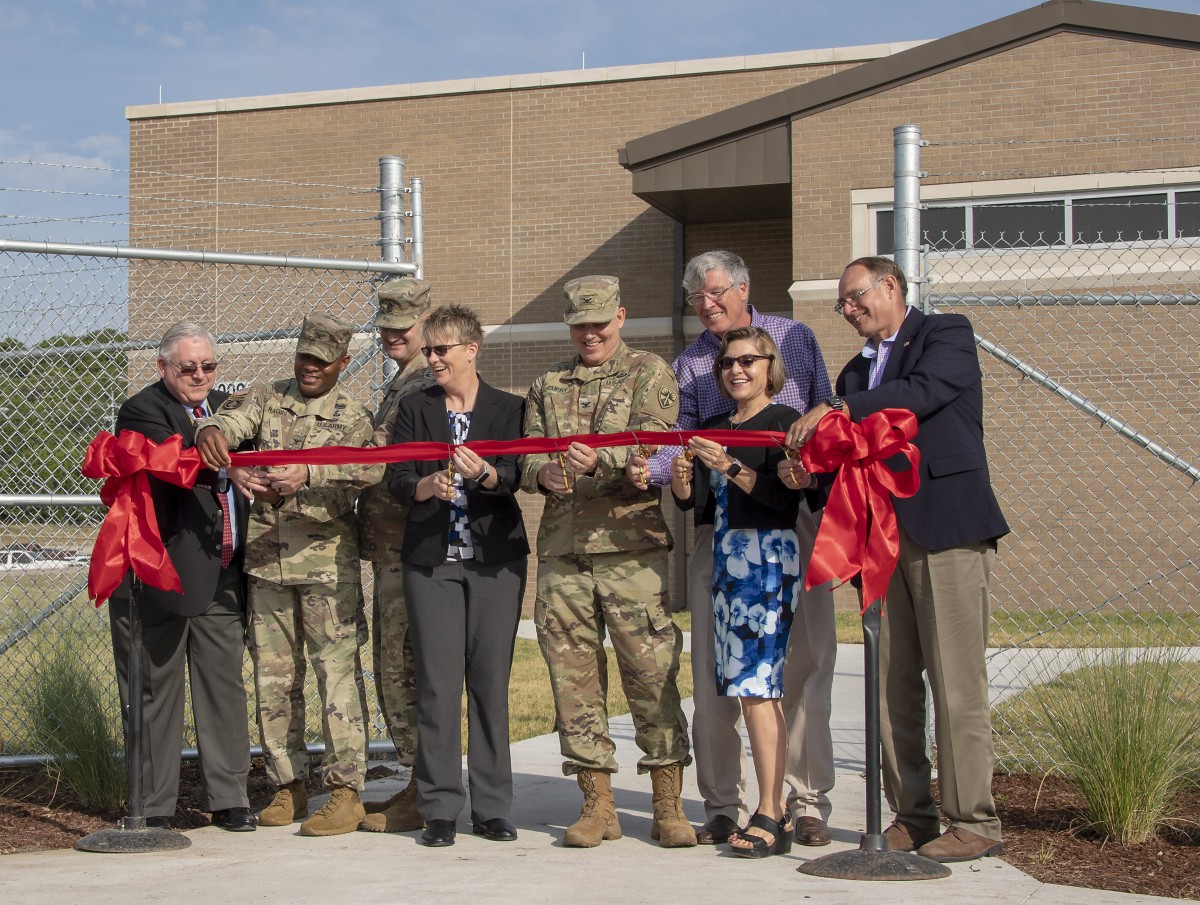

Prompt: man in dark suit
[
  {"left": 108, "top": 322, "right": 254, "bottom": 832},
  {"left": 785, "top": 257, "right": 1009, "bottom": 863}
]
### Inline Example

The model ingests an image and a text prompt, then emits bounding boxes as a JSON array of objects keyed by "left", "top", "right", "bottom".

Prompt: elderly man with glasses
[
  {"left": 107, "top": 321, "right": 255, "bottom": 833},
  {"left": 784, "top": 256, "right": 1009, "bottom": 863},
  {"left": 627, "top": 249, "right": 838, "bottom": 848}
]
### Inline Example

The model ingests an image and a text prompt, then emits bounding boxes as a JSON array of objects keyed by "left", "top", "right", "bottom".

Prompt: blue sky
[{"left": 0, "top": 0, "right": 1197, "bottom": 248}]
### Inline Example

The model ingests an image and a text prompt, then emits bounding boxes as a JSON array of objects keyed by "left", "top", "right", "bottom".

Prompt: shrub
[
  {"left": 1037, "top": 646, "right": 1200, "bottom": 844},
  {"left": 24, "top": 643, "right": 125, "bottom": 811}
]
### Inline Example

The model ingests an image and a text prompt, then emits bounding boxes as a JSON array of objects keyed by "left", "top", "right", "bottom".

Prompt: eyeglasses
[
  {"left": 833, "top": 276, "right": 886, "bottom": 314},
  {"left": 167, "top": 360, "right": 219, "bottom": 376},
  {"left": 687, "top": 284, "right": 737, "bottom": 306},
  {"left": 717, "top": 354, "right": 773, "bottom": 371},
  {"left": 421, "top": 342, "right": 467, "bottom": 358}
]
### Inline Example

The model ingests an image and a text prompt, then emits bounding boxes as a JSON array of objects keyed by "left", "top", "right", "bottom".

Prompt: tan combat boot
[
  {"left": 563, "top": 769, "right": 621, "bottom": 847},
  {"left": 298, "top": 787, "right": 366, "bottom": 837},
  {"left": 258, "top": 779, "right": 308, "bottom": 827},
  {"left": 360, "top": 773, "right": 423, "bottom": 832},
  {"left": 649, "top": 764, "right": 698, "bottom": 847}
]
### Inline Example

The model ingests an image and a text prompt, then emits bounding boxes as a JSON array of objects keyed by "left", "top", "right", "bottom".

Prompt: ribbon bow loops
[
  {"left": 82, "top": 430, "right": 202, "bottom": 606},
  {"left": 800, "top": 408, "right": 921, "bottom": 612}
]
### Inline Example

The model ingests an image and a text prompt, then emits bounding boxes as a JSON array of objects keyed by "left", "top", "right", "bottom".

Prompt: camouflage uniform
[
  {"left": 522, "top": 337, "right": 691, "bottom": 776},
  {"left": 358, "top": 354, "right": 434, "bottom": 766},
  {"left": 203, "top": 377, "right": 374, "bottom": 791}
]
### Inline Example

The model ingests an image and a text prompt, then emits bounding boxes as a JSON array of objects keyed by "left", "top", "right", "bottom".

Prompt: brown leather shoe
[
  {"left": 794, "top": 815, "right": 832, "bottom": 846},
  {"left": 884, "top": 818, "right": 941, "bottom": 852},
  {"left": 917, "top": 825, "right": 1003, "bottom": 862},
  {"left": 696, "top": 814, "right": 740, "bottom": 845}
]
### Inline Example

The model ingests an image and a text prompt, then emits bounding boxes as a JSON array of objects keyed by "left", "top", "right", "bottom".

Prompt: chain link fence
[
  {"left": 912, "top": 139, "right": 1200, "bottom": 768},
  {"left": 0, "top": 243, "right": 414, "bottom": 762}
]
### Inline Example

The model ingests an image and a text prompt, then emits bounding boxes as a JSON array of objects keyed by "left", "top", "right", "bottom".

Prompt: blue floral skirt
[{"left": 711, "top": 474, "right": 800, "bottom": 698}]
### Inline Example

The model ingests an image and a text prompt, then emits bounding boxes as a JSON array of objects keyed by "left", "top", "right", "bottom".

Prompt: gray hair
[
  {"left": 158, "top": 322, "right": 217, "bottom": 360},
  {"left": 682, "top": 250, "right": 750, "bottom": 296}
]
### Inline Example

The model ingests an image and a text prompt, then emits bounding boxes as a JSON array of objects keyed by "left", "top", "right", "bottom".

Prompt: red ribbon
[
  {"left": 226, "top": 429, "right": 787, "bottom": 467},
  {"left": 81, "top": 431, "right": 201, "bottom": 606},
  {"left": 801, "top": 408, "right": 920, "bottom": 612}
]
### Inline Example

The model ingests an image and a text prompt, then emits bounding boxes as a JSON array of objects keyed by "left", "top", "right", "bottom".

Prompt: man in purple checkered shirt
[{"left": 627, "top": 250, "right": 838, "bottom": 848}]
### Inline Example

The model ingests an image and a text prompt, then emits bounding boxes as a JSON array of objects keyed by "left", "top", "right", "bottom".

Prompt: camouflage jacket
[
  {"left": 202, "top": 379, "right": 374, "bottom": 586},
  {"left": 521, "top": 340, "right": 679, "bottom": 556},
  {"left": 358, "top": 355, "right": 435, "bottom": 561}
]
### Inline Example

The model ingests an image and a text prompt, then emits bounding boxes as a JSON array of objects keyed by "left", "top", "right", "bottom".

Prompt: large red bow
[
  {"left": 801, "top": 409, "right": 920, "bottom": 612},
  {"left": 82, "top": 431, "right": 201, "bottom": 606}
]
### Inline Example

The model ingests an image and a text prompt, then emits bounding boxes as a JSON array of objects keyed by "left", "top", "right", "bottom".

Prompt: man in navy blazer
[
  {"left": 107, "top": 322, "right": 254, "bottom": 832},
  {"left": 785, "top": 257, "right": 1009, "bottom": 863}
]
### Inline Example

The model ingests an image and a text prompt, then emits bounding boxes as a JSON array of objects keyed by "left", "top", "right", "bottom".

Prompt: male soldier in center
[
  {"left": 196, "top": 312, "right": 375, "bottom": 838},
  {"left": 357, "top": 278, "right": 435, "bottom": 833},
  {"left": 521, "top": 275, "right": 695, "bottom": 848}
]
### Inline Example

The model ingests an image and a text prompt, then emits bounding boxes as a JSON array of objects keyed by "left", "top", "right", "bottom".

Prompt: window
[{"left": 875, "top": 188, "right": 1196, "bottom": 254}]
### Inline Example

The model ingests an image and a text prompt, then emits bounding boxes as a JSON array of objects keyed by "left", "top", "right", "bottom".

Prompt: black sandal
[{"left": 728, "top": 812, "right": 793, "bottom": 859}]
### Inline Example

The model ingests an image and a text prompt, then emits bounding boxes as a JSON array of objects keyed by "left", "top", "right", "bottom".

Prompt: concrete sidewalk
[{"left": 0, "top": 644, "right": 1176, "bottom": 905}]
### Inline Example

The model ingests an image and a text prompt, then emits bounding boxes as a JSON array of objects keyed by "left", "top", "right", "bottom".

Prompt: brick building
[{"left": 126, "top": 0, "right": 1200, "bottom": 616}]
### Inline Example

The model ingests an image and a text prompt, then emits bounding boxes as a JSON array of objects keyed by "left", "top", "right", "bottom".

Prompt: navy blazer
[
  {"left": 387, "top": 379, "right": 530, "bottom": 568},
  {"left": 111, "top": 380, "right": 249, "bottom": 617},
  {"left": 838, "top": 308, "right": 1009, "bottom": 552}
]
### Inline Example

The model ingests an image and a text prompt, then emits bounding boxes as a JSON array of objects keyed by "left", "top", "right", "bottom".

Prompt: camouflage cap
[
  {"left": 295, "top": 312, "right": 353, "bottom": 363},
  {"left": 563, "top": 275, "right": 621, "bottom": 325},
  {"left": 374, "top": 277, "right": 432, "bottom": 329}
]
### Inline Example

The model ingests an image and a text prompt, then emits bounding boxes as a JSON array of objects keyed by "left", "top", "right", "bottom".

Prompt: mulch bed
[{"left": 2, "top": 765, "right": 1196, "bottom": 898}]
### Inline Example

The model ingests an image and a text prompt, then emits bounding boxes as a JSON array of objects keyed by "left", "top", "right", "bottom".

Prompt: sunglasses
[
  {"left": 421, "top": 342, "right": 467, "bottom": 358},
  {"left": 167, "top": 360, "right": 219, "bottom": 376},
  {"left": 717, "top": 354, "right": 772, "bottom": 371}
]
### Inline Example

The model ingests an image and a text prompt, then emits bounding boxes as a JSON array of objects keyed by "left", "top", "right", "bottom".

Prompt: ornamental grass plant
[
  {"left": 23, "top": 641, "right": 125, "bottom": 811},
  {"left": 1036, "top": 645, "right": 1200, "bottom": 845}
]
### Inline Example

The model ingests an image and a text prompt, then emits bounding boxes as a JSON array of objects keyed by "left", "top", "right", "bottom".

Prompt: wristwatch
[
  {"left": 725, "top": 460, "right": 743, "bottom": 479},
  {"left": 476, "top": 463, "right": 492, "bottom": 484},
  {"left": 826, "top": 395, "right": 845, "bottom": 412}
]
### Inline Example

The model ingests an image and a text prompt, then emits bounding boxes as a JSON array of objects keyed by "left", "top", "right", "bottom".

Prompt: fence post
[
  {"left": 410, "top": 177, "right": 424, "bottom": 279},
  {"left": 893, "top": 124, "right": 923, "bottom": 310}
]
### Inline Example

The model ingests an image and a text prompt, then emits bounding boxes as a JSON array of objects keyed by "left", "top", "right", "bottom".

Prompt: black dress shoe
[
  {"left": 212, "top": 807, "right": 257, "bottom": 832},
  {"left": 420, "top": 818, "right": 457, "bottom": 847},
  {"left": 471, "top": 817, "right": 517, "bottom": 841},
  {"left": 144, "top": 816, "right": 173, "bottom": 830},
  {"left": 696, "top": 814, "right": 739, "bottom": 845}
]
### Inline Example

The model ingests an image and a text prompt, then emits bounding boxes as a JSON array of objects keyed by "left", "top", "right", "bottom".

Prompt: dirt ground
[{"left": 1, "top": 764, "right": 1196, "bottom": 899}]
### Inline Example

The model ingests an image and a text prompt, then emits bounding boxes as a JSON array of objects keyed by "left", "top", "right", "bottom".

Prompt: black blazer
[
  {"left": 673, "top": 404, "right": 809, "bottom": 530},
  {"left": 387, "top": 380, "right": 530, "bottom": 568},
  {"left": 111, "top": 381, "right": 249, "bottom": 617},
  {"left": 838, "top": 308, "right": 1009, "bottom": 552}
]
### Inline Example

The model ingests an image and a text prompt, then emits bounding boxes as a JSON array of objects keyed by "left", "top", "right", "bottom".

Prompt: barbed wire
[
  {"left": 1, "top": 184, "right": 377, "bottom": 217},
  {"left": 0, "top": 158, "right": 377, "bottom": 194}
]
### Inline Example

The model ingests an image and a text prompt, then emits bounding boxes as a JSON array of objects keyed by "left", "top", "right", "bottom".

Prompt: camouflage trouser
[
  {"left": 371, "top": 561, "right": 418, "bottom": 766},
  {"left": 248, "top": 576, "right": 369, "bottom": 791},
  {"left": 535, "top": 548, "right": 691, "bottom": 775}
]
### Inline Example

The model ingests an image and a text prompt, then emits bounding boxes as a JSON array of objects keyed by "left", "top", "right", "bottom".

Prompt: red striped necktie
[{"left": 194, "top": 406, "right": 234, "bottom": 569}]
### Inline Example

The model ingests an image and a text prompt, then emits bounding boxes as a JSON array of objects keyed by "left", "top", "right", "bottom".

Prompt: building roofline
[
  {"left": 125, "top": 41, "right": 925, "bottom": 121},
  {"left": 619, "top": 0, "right": 1200, "bottom": 171}
]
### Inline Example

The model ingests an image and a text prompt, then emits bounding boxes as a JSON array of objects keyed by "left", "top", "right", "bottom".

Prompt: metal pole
[
  {"left": 378, "top": 157, "right": 406, "bottom": 265},
  {"left": 861, "top": 599, "right": 885, "bottom": 848},
  {"left": 893, "top": 125, "right": 923, "bottom": 310},
  {"left": 410, "top": 177, "right": 424, "bottom": 279}
]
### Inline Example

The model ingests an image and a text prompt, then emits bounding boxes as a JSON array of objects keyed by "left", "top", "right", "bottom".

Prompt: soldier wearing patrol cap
[
  {"left": 196, "top": 311, "right": 376, "bottom": 837},
  {"left": 521, "top": 275, "right": 696, "bottom": 849},
  {"left": 357, "top": 278, "right": 435, "bottom": 833}
]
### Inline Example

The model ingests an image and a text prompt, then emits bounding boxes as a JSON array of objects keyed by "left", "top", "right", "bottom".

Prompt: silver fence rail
[
  {"left": 895, "top": 126, "right": 1200, "bottom": 768},
  {"left": 0, "top": 167, "right": 422, "bottom": 763}
]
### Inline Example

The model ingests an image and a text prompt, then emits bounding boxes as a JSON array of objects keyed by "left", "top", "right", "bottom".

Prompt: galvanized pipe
[
  {"left": 410, "top": 177, "right": 424, "bottom": 279},
  {"left": 892, "top": 124, "right": 923, "bottom": 310},
  {"left": 928, "top": 293, "right": 1200, "bottom": 306},
  {"left": 377, "top": 157, "right": 406, "bottom": 265}
]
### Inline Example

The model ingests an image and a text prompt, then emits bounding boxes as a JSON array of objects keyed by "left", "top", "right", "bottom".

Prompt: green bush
[
  {"left": 24, "top": 642, "right": 125, "bottom": 811},
  {"left": 1037, "top": 647, "right": 1200, "bottom": 844}
]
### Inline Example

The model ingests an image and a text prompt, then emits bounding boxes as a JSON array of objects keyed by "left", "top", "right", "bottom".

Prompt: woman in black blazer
[{"left": 387, "top": 304, "right": 529, "bottom": 848}]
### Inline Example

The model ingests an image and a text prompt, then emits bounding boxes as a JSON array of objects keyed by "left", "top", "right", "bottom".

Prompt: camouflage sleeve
[
  {"left": 286, "top": 409, "right": 375, "bottom": 521},
  {"left": 199, "top": 383, "right": 270, "bottom": 447},
  {"left": 520, "top": 376, "right": 553, "bottom": 494},
  {"left": 593, "top": 355, "right": 680, "bottom": 480}
]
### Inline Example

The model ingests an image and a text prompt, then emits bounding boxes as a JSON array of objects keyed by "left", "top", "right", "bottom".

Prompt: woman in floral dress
[{"left": 671, "top": 326, "right": 812, "bottom": 858}]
